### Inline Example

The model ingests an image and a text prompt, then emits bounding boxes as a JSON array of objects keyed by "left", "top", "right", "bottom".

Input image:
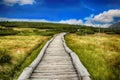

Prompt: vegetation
[
  {"left": 0, "top": 50, "right": 11, "bottom": 64},
  {"left": 0, "top": 35, "right": 50, "bottom": 79},
  {"left": 13, "top": 38, "right": 49, "bottom": 79},
  {"left": 0, "top": 22, "right": 98, "bottom": 33},
  {"left": 0, "top": 26, "right": 19, "bottom": 36},
  {"left": 0, "top": 22, "right": 120, "bottom": 35},
  {"left": 76, "top": 29, "right": 95, "bottom": 36},
  {"left": 0, "top": 27, "right": 52, "bottom": 79},
  {"left": 65, "top": 33, "right": 120, "bottom": 80},
  {"left": 103, "top": 28, "right": 120, "bottom": 34},
  {"left": 0, "top": 21, "right": 119, "bottom": 79}
]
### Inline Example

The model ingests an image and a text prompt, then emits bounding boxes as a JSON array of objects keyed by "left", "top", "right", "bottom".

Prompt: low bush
[
  {"left": 39, "top": 31, "right": 56, "bottom": 36},
  {"left": 86, "top": 29, "right": 95, "bottom": 34},
  {"left": 0, "top": 50, "right": 11, "bottom": 64},
  {"left": 0, "top": 28, "right": 19, "bottom": 36},
  {"left": 115, "top": 30, "right": 120, "bottom": 34},
  {"left": 76, "top": 29, "right": 95, "bottom": 36},
  {"left": 105, "top": 32, "right": 116, "bottom": 34}
]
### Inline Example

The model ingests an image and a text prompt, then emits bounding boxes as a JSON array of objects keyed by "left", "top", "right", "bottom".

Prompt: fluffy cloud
[
  {"left": 3, "top": 0, "right": 35, "bottom": 6},
  {"left": 84, "top": 21, "right": 111, "bottom": 28},
  {"left": 0, "top": 18, "right": 83, "bottom": 25},
  {"left": 59, "top": 19, "right": 83, "bottom": 25},
  {"left": 1, "top": 8, "right": 120, "bottom": 28},
  {"left": 93, "top": 9, "right": 120, "bottom": 23},
  {"left": 84, "top": 18, "right": 112, "bottom": 28},
  {"left": 0, "top": 17, "right": 110, "bottom": 28},
  {"left": 84, "top": 14, "right": 94, "bottom": 20},
  {"left": 83, "top": 9, "right": 120, "bottom": 27}
]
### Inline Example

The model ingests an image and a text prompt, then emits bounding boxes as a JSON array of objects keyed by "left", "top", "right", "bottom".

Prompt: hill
[{"left": 109, "top": 22, "right": 120, "bottom": 29}]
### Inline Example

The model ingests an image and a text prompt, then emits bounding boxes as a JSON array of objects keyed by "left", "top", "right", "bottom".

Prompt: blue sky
[{"left": 0, "top": 0, "right": 120, "bottom": 27}]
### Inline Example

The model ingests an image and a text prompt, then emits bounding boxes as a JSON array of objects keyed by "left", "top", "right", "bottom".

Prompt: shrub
[
  {"left": 39, "top": 31, "right": 56, "bottom": 36},
  {"left": 76, "top": 29, "right": 95, "bottom": 36},
  {"left": 76, "top": 32, "right": 83, "bottom": 35},
  {"left": 0, "top": 50, "right": 11, "bottom": 64},
  {"left": 115, "top": 30, "right": 120, "bottom": 34},
  {"left": 0, "top": 28, "right": 19, "bottom": 36},
  {"left": 105, "top": 32, "right": 116, "bottom": 34},
  {"left": 86, "top": 29, "right": 95, "bottom": 34}
]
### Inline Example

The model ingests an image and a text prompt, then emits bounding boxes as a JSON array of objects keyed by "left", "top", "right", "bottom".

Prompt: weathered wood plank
[
  {"left": 30, "top": 33, "right": 79, "bottom": 80},
  {"left": 18, "top": 33, "right": 91, "bottom": 80}
]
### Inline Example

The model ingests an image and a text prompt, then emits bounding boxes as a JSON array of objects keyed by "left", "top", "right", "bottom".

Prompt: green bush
[
  {"left": 76, "top": 29, "right": 95, "bottom": 36},
  {"left": 105, "top": 32, "right": 116, "bottom": 34},
  {"left": 0, "top": 28, "right": 19, "bottom": 36},
  {"left": 115, "top": 30, "right": 120, "bottom": 34},
  {"left": 86, "top": 29, "right": 95, "bottom": 34},
  {"left": 0, "top": 50, "right": 11, "bottom": 64},
  {"left": 76, "top": 32, "right": 83, "bottom": 35},
  {"left": 39, "top": 31, "right": 56, "bottom": 36}
]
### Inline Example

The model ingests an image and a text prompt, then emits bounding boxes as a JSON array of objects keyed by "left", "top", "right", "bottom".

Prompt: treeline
[
  {"left": 103, "top": 28, "right": 120, "bottom": 34},
  {"left": 0, "top": 26, "right": 19, "bottom": 36},
  {"left": 0, "top": 22, "right": 119, "bottom": 35}
]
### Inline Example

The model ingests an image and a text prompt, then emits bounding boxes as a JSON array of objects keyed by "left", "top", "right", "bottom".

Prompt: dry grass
[
  {"left": 0, "top": 35, "right": 48, "bottom": 54},
  {"left": 0, "top": 35, "right": 49, "bottom": 79},
  {"left": 65, "top": 33, "right": 120, "bottom": 80}
]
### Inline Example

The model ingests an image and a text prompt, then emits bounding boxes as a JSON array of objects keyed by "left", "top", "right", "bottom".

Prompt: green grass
[
  {"left": 0, "top": 22, "right": 119, "bottom": 80},
  {"left": 0, "top": 35, "right": 50, "bottom": 80},
  {"left": 0, "top": 50, "right": 11, "bottom": 64},
  {"left": 65, "top": 33, "right": 120, "bottom": 80},
  {"left": 0, "top": 26, "right": 19, "bottom": 36},
  {"left": 0, "top": 27, "right": 53, "bottom": 80},
  {"left": 13, "top": 37, "right": 50, "bottom": 79}
]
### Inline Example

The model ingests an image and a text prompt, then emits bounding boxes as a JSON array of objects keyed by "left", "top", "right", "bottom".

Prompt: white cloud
[
  {"left": 93, "top": 9, "right": 120, "bottom": 23},
  {"left": 0, "top": 18, "right": 50, "bottom": 22},
  {"left": 84, "top": 14, "right": 94, "bottom": 20},
  {"left": 84, "top": 20, "right": 111, "bottom": 28},
  {"left": 0, "top": 18, "right": 83, "bottom": 25},
  {"left": 100, "top": 24, "right": 111, "bottom": 28},
  {"left": 84, "top": 20, "right": 93, "bottom": 26},
  {"left": 0, "top": 17, "right": 111, "bottom": 28},
  {"left": 84, "top": 18, "right": 112, "bottom": 28},
  {"left": 59, "top": 19, "right": 83, "bottom": 25},
  {"left": 83, "top": 9, "right": 120, "bottom": 27},
  {"left": 3, "top": 0, "right": 35, "bottom": 6}
]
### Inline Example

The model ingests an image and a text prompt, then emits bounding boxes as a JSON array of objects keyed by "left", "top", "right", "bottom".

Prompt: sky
[{"left": 0, "top": 0, "right": 120, "bottom": 27}]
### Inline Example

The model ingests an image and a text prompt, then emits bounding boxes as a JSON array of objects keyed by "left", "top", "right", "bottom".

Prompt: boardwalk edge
[
  {"left": 18, "top": 36, "right": 55, "bottom": 80},
  {"left": 62, "top": 33, "right": 91, "bottom": 80}
]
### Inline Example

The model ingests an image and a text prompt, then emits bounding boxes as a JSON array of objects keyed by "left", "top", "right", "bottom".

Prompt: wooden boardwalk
[{"left": 30, "top": 33, "right": 79, "bottom": 80}]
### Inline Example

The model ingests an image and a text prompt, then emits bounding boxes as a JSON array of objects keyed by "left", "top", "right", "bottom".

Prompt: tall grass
[
  {"left": 0, "top": 35, "right": 50, "bottom": 79},
  {"left": 0, "top": 49, "right": 11, "bottom": 64},
  {"left": 65, "top": 33, "right": 120, "bottom": 80},
  {"left": 0, "top": 27, "right": 19, "bottom": 36},
  {"left": 13, "top": 38, "right": 50, "bottom": 79},
  {"left": 0, "top": 27, "right": 57, "bottom": 79}
]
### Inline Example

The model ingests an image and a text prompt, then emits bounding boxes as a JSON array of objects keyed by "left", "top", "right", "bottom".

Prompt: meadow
[
  {"left": 0, "top": 27, "right": 53, "bottom": 79},
  {"left": 0, "top": 22, "right": 120, "bottom": 80},
  {"left": 65, "top": 33, "right": 120, "bottom": 80}
]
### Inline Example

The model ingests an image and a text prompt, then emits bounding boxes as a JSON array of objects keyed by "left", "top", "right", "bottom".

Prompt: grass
[
  {"left": 13, "top": 37, "right": 49, "bottom": 79},
  {"left": 65, "top": 33, "right": 120, "bottom": 80},
  {"left": 0, "top": 27, "right": 52, "bottom": 79},
  {"left": 0, "top": 26, "right": 19, "bottom": 36},
  {"left": 14, "top": 28, "right": 57, "bottom": 36}
]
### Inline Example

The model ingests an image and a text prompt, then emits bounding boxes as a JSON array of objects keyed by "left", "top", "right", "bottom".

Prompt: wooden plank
[
  {"left": 30, "top": 33, "right": 79, "bottom": 80},
  {"left": 62, "top": 33, "right": 91, "bottom": 80}
]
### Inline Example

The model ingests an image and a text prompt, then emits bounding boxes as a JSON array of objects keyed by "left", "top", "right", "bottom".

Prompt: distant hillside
[{"left": 109, "top": 22, "right": 120, "bottom": 29}]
